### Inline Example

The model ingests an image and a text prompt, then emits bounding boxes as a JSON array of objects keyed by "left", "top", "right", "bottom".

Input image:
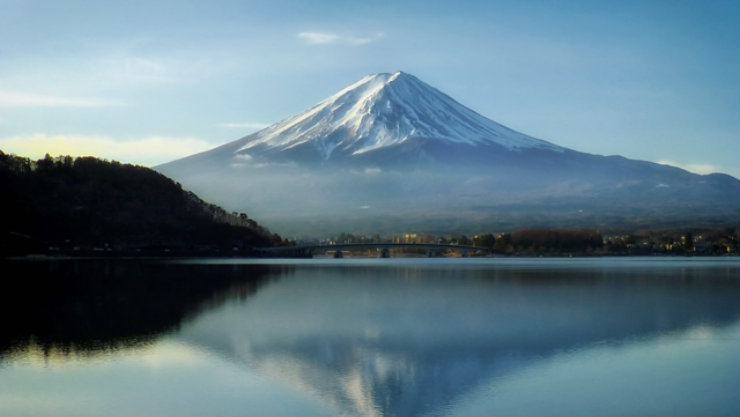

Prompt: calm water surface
[{"left": 1, "top": 257, "right": 740, "bottom": 416}]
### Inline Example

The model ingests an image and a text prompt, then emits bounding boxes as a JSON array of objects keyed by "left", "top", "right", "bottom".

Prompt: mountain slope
[{"left": 157, "top": 72, "right": 740, "bottom": 236}]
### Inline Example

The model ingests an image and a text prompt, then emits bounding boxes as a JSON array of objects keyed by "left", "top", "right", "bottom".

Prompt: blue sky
[{"left": 1, "top": 0, "right": 738, "bottom": 176}]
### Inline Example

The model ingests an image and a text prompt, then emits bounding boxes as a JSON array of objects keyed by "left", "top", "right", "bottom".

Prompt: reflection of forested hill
[
  {"left": 0, "top": 260, "right": 277, "bottom": 355},
  {"left": 0, "top": 151, "right": 283, "bottom": 255}
]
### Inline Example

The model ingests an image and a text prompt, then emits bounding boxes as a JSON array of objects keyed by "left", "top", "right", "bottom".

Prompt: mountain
[
  {"left": 157, "top": 72, "right": 740, "bottom": 236},
  {"left": 0, "top": 152, "right": 283, "bottom": 255},
  {"left": 163, "top": 72, "right": 562, "bottom": 168}
]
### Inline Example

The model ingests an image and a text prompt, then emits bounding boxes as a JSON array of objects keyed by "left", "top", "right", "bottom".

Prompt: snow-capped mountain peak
[
  {"left": 156, "top": 72, "right": 740, "bottom": 236},
  {"left": 234, "top": 71, "right": 561, "bottom": 160}
]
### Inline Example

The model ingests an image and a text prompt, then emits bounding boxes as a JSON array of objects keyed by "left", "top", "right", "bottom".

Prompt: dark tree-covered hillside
[{"left": 0, "top": 151, "right": 284, "bottom": 255}]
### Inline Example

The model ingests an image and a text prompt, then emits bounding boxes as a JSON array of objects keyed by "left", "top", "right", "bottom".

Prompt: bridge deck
[{"left": 255, "top": 243, "right": 489, "bottom": 258}]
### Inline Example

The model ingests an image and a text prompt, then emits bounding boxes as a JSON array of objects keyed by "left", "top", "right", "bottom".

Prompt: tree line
[
  {"left": 322, "top": 227, "right": 740, "bottom": 256},
  {"left": 1, "top": 151, "right": 285, "bottom": 256}
]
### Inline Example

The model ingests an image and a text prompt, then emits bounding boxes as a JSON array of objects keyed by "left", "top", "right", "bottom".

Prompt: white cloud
[
  {"left": 218, "top": 122, "right": 270, "bottom": 130},
  {"left": 298, "top": 32, "right": 340, "bottom": 45},
  {"left": 101, "top": 54, "right": 223, "bottom": 85},
  {"left": 656, "top": 160, "right": 719, "bottom": 175},
  {"left": 110, "top": 56, "right": 170, "bottom": 83},
  {"left": 0, "top": 134, "right": 213, "bottom": 166},
  {"left": 0, "top": 91, "right": 120, "bottom": 108},
  {"left": 95, "top": 46, "right": 235, "bottom": 86},
  {"left": 233, "top": 154, "right": 253, "bottom": 162},
  {"left": 297, "top": 31, "right": 385, "bottom": 46},
  {"left": 684, "top": 164, "right": 719, "bottom": 175}
]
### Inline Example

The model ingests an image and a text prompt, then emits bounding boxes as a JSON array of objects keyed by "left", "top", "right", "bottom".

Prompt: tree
[{"left": 473, "top": 233, "right": 495, "bottom": 249}]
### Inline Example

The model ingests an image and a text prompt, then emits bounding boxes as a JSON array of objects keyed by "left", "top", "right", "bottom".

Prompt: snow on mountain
[
  {"left": 232, "top": 71, "right": 562, "bottom": 161},
  {"left": 156, "top": 72, "right": 740, "bottom": 236}
]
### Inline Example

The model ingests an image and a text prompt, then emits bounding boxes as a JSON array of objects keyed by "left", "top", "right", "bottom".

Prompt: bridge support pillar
[
  {"left": 380, "top": 248, "right": 390, "bottom": 258},
  {"left": 333, "top": 250, "right": 344, "bottom": 258}
]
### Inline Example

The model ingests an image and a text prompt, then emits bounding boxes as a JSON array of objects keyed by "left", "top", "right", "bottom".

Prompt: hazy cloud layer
[
  {"left": 0, "top": 134, "right": 213, "bottom": 166},
  {"left": 657, "top": 160, "right": 719, "bottom": 175},
  {"left": 0, "top": 91, "right": 120, "bottom": 108},
  {"left": 99, "top": 52, "right": 233, "bottom": 85}
]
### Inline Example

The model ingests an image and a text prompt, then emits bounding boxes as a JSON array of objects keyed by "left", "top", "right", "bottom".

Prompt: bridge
[{"left": 253, "top": 243, "right": 490, "bottom": 258}]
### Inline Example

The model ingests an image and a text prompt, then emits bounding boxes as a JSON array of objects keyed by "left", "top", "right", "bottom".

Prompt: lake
[{"left": 2, "top": 257, "right": 740, "bottom": 416}]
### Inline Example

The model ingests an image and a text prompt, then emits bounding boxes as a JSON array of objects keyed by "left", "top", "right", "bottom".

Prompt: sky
[{"left": 0, "top": 0, "right": 738, "bottom": 177}]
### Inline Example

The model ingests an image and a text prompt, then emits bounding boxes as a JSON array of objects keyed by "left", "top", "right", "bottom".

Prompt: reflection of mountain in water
[
  {"left": 177, "top": 262, "right": 740, "bottom": 417},
  {"left": 0, "top": 260, "right": 275, "bottom": 355}
]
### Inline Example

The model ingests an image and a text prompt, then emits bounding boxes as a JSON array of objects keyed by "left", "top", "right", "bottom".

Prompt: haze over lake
[{"left": 2, "top": 257, "right": 740, "bottom": 416}]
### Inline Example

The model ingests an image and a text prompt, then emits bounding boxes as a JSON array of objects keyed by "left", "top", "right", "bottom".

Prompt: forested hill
[{"left": 1, "top": 151, "right": 284, "bottom": 256}]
